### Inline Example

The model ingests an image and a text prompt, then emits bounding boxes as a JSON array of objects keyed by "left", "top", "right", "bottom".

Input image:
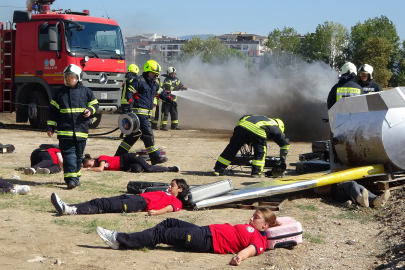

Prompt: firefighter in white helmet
[
  {"left": 357, "top": 64, "right": 383, "bottom": 94},
  {"left": 327, "top": 62, "right": 364, "bottom": 109},
  {"left": 159, "top": 66, "right": 186, "bottom": 130},
  {"left": 47, "top": 64, "right": 99, "bottom": 189}
]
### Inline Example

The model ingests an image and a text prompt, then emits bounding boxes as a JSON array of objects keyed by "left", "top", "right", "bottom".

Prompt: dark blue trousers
[
  {"left": 72, "top": 194, "right": 147, "bottom": 215},
  {"left": 117, "top": 218, "right": 214, "bottom": 252},
  {"left": 59, "top": 139, "right": 86, "bottom": 185},
  {"left": 0, "top": 179, "right": 13, "bottom": 193},
  {"left": 115, "top": 115, "right": 162, "bottom": 159}
]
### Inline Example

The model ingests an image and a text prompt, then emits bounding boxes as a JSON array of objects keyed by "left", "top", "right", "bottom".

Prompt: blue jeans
[{"left": 59, "top": 139, "right": 86, "bottom": 185}]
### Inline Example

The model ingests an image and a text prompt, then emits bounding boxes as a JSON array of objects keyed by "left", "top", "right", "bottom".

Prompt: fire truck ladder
[{"left": 0, "top": 22, "right": 14, "bottom": 113}]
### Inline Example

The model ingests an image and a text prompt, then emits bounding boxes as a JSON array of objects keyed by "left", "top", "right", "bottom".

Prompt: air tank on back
[{"left": 328, "top": 87, "right": 405, "bottom": 170}]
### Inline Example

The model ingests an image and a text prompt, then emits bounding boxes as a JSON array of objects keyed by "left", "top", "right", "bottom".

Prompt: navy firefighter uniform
[
  {"left": 47, "top": 64, "right": 99, "bottom": 188},
  {"left": 161, "top": 72, "right": 184, "bottom": 130},
  {"left": 214, "top": 115, "right": 290, "bottom": 177},
  {"left": 115, "top": 60, "right": 176, "bottom": 164}
]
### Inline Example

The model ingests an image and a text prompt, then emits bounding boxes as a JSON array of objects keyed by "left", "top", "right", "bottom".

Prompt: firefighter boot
[
  {"left": 151, "top": 123, "right": 159, "bottom": 130},
  {"left": 171, "top": 124, "right": 181, "bottom": 130},
  {"left": 160, "top": 125, "right": 168, "bottom": 131}
]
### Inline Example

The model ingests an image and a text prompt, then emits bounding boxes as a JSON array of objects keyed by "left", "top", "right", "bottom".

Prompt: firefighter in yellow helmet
[
  {"left": 115, "top": 60, "right": 176, "bottom": 165},
  {"left": 120, "top": 64, "right": 139, "bottom": 114},
  {"left": 214, "top": 115, "right": 290, "bottom": 178}
]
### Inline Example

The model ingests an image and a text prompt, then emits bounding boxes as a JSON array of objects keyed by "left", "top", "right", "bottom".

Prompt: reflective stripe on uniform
[
  {"left": 64, "top": 172, "right": 78, "bottom": 178},
  {"left": 88, "top": 99, "right": 99, "bottom": 106},
  {"left": 60, "top": 108, "right": 86, "bottom": 113},
  {"left": 50, "top": 100, "right": 60, "bottom": 109},
  {"left": 119, "top": 141, "right": 132, "bottom": 151},
  {"left": 47, "top": 120, "right": 57, "bottom": 126},
  {"left": 57, "top": 131, "right": 88, "bottom": 138},
  {"left": 217, "top": 156, "right": 231, "bottom": 166},
  {"left": 336, "top": 87, "right": 361, "bottom": 101},
  {"left": 146, "top": 145, "right": 158, "bottom": 154},
  {"left": 238, "top": 120, "right": 267, "bottom": 138},
  {"left": 133, "top": 108, "right": 152, "bottom": 116},
  {"left": 171, "top": 120, "right": 178, "bottom": 124},
  {"left": 77, "top": 170, "right": 82, "bottom": 177},
  {"left": 252, "top": 145, "right": 267, "bottom": 173},
  {"left": 281, "top": 145, "right": 290, "bottom": 150}
]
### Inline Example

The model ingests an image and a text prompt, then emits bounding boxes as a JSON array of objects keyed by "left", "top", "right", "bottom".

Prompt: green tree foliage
[
  {"left": 396, "top": 40, "right": 405, "bottom": 86},
  {"left": 299, "top": 21, "right": 349, "bottom": 70},
  {"left": 356, "top": 37, "right": 393, "bottom": 87},
  {"left": 349, "top": 15, "right": 400, "bottom": 69},
  {"left": 180, "top": 36, "right": 252, "bottom": 68},
  {"left": 265, "top": 27, "right": 300, "bottom": 69}
]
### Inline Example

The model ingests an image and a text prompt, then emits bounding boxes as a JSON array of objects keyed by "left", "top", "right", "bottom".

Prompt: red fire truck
[{"left": 0, "top": 0, "right": 126, "bottom": 129}]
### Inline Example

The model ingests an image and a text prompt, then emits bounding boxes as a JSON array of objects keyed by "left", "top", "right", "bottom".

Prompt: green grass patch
[
  {"left": 328, "top": 209, "right": 376, "bottom": 224},
  {"left": 0, "top": 194, "right": 54, "bottom": 212},
  {"left": 79, "top": 178, "right": 124, "bottom": 196},
  {"left": 52, "top": 217, "right": 122, "bottom": 234},
  {"left": 294, "top": 204, "right": 318, "bottom": 211},
  {"left": 303, "top": 215, "right": 318, "bottom": 220},
  {"left": 304, "top": 232, "right": 326, "bottom": 244}
]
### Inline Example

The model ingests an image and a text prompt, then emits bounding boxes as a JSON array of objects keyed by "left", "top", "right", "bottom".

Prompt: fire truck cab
[{"left": 0, "top": 1, "right": 126, "bottom": 129}]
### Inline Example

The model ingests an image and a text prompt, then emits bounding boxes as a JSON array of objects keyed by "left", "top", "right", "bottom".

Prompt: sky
[{"left": 1, "top": 0, "right": 405, "bottom": 41}]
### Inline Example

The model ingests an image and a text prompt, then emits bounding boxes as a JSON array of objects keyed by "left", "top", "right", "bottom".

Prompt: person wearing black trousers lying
[{"left": 0, "top": 179, "right": 30, "bottom": 195}]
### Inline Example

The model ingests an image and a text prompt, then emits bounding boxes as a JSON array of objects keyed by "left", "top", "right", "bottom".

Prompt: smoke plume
[{"left": 167, "top": 56, "right": 338, "bottom": 142}]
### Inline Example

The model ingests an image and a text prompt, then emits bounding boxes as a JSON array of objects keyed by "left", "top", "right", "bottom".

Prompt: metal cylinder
[
  {"left": 329, "top": 87, "right": 405, "bottom": 170},
  {"left": 118, "top": 113, "right": 140, "bottom": 135}
]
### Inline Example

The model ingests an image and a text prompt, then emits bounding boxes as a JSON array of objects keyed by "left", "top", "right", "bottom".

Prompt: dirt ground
[{"left": 0, "top": 113, "right": 403, "bottom": 270}]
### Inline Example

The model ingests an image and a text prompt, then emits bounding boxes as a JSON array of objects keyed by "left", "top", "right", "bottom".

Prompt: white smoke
[{"left": 168, "top": 56, "right": 338, "bottom": 141}]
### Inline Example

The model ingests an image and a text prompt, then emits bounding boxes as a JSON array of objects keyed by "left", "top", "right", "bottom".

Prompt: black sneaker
[
  {"left": 168, "top": 166, "right": 180, "bottom": 172},
  {"left": 151, "top": 157, "right": 169, "bottom": 165}
]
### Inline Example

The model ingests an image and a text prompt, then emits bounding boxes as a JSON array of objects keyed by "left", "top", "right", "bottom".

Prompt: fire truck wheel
[
  {"left": 89, "top": 114, "right": 102, "bottom": 129},
  {"left": 28, "top": 90, "right": 48, "bottom": 130}
]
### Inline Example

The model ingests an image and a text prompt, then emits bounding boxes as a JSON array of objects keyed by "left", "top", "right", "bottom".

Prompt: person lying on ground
[
  {"left": 96, "top": 208, "right": 280, "bottom": 266},
  {"left": 82, "top": 153, "right": 180, "bottom": 173},
  {"left": 24, "top": 148, "right": 63, "bottom": 175},
  {"left": 314, "top": 181, "right": 390, "bottom": 208},
  {"left": 0, "top": 179, "right": 30, "bottom": 195},
  {"left": 51, "top": 179, "right": 189, "bottom": 215}
]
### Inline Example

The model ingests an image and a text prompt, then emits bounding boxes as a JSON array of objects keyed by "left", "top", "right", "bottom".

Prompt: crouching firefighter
[
  {"left": 115, "top": 60, "right": 177, "bottom": 165},
  {"left": 214, "top": 115, "right": 290, "bottom": 178},
  {"left": 47, "top": 64, "right": 99, "bottom": 188}
]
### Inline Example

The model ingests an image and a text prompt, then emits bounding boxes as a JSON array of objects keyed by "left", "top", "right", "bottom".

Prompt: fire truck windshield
[{"left": 64, "top": 21, "right": 124, "bottom": 58}]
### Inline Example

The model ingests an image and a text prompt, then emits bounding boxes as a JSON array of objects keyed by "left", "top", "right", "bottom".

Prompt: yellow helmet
[
  {"left": 273, "top": 118, "right": 285, "bottom": 133},
  {"left": 143, "top": 60, "right": 161, "bottom": 74},
  {"left": 128, "top": 64, "right": 139, "bottom": 74}
]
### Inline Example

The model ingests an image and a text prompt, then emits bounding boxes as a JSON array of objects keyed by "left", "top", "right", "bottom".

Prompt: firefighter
[
  {"left": 47, "top": 64, "right": 99, "bottom": 189},
  {"left": 151, "top": 74, "right": 164, "bottom": 130},
  {"left": 160, "top": 67, "right": 185, "bottom": 130},
  {"left": 114, "top": 60, "right": 176, "bottom": 165},
  {"left": 357, "top": 64, "right": 383, "bottom": 94},
  {"left": 214, "top": 115, "right": 290, "bottom": 178},
  {"left": 120, "top": 64, "right": 139, "bottom": 114},
  {"left": 327, "top": 62, "right": 364, "bottom": 110}
]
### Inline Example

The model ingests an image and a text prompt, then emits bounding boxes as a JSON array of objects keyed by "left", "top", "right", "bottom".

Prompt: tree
[
  {"left": 349, "top": 15, "right": 400, "bottom": 70},
  {"left": 303, "top": 21, "right": 349, "bottom": 70},
  {"left": 395, "top": 40, "right": 405, "bottom": 86},
  {"left": 180, "top": 36, "right": 252, "bottom": 67},
  {"left": 356, "top": 37, "right": 393, "bottom": 87},
  {"left": 265, "top": 27, "right": 301, "bottom": 69}
]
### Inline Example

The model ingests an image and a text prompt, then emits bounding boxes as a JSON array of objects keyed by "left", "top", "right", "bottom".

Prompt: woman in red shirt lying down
[
  {"left": 51, "top": 179, "right": 189, "bottom": 216},
  {"left": 82, "top": 153, "right": 180, "bottom": 173},
  {"left": 96, "top": 208, "right": 281, "bottom": 266}
]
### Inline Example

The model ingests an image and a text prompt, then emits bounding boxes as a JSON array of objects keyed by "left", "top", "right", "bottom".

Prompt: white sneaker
[
  {"left": 356, "top": 189, "right": 369, "bottom": 207},
  {"left": 37, "top": 168, "right": 50, "bottom": 174},
  {"left": 96, "top": 227, "right": 120, "bottom": 250},
  {"left": 24, "top": 167, "right": 36, "bottom": 175},
  {"left": 12, "top": 185, "right": 30, "bottom": 195},
  {"left": 51, "top": 193, "right": 77, "bottom": 215},
  {"left": 372, "top": 190, "right": 391, "bottom": 207}
]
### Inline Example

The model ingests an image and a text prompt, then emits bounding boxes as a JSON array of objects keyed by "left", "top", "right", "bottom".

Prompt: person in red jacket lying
[
  {"left": 51, "top": 179, "right": 188, "bottom": 216},
  {"left": 82, "top": 153, "right": 180, "bottom": 173},
  {"left": 96, "top": 208, "right": 280, "bottom": 266}
]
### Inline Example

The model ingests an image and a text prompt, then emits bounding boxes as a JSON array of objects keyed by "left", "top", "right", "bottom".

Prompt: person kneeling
[
  {"left": 51, "top": 179, "right": 188, "bottom": 215},
  {"left": 82, "top": 153, "right": 180, "bottom": 173},
  {"left": 96, "top": 208, "right": 280, "bottom": 266}
]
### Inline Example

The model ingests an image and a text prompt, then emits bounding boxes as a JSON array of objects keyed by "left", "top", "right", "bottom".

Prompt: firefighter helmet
[
  {"left": 143, "top": 60, "right": 161, "bottom": 74},
  {"left": 128, "top": 64, "right": 139, "bottom": 74},
  {"left": 273, "top": 118, "right": 285, "bottom": 133},
  {"left": 167, "top": 66, "right": 176, "bottom": 74},
  {"left": 358, "top": 64, "right": 374, "bottom": 80},
  {"left": 341, "top": 62, "right": 357, "bottom": 76},
  {"left": 63, "top": 64, "right": 82, "bottom": 87}
]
